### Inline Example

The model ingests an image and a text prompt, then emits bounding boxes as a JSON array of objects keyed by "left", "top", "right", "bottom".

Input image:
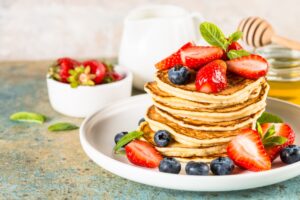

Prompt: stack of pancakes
[{"left": 139, "top": 70, "right": 269, "bottom": 163}]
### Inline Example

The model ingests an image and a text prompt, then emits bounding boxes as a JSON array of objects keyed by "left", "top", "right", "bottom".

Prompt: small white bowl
[{"left": 47, "top": 66, "right": 133, "bottom": 118}]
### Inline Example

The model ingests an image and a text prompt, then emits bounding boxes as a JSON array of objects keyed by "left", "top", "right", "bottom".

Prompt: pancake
[
  {"left": 175, "top": 155, "right": 227, "bottom": 163},
  {"left": 155, "top": 70, "right": 265, "bottom": 104},
  {"left": 140, "top": 121, "right": 228, "bottom": 157},
  {"left": 145, "top": 81, "right": 262, "bottom": 109},
  {"left": 152, "top": 83, "right": 269, "bottom": 122},
  {"left": 145, "top": 106, "right": 251, "bottom": 147},
  {"left": 156, "top": 106, "right": 264, "bottom": 131}
]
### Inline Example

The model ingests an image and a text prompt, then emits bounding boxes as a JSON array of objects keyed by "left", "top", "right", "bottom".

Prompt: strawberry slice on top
[
  {"left": 181, "top": 46, "right": 224, "bottom": 69},
  {"left": 226, "top": 54, "right": 269, "bottom": 79},
  {"left": 260, "top": 123, "right": 295, "bottom": 161},
  {"left": 125, "top": 140, "right": 163, "bottom": 168},
  {"left": 155, "top": 42, "right": 194, "bottom": 70},
  {"left": 227, "top": 128, "right": 271, "bottom": 172},
  {"left": 228, "top": 41, "right": 243, "bottom": 51},
  {"left": 195, "top": 60, "right": 227, "bottom": 93}
]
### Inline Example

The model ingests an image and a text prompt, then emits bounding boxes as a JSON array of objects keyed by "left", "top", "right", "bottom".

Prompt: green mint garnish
[
  {"left": 114, "top": 131, "right": 143, "bottom": 152},
  {"left": 228, "top": 31, "right": 243, "bottom": 43},
  {"left": 200, "top": 22, "right": 229, "bottom": 51},
  {"left": 256, "top": 123, "right": 288, "bottom": 148},
  {"left": 257, "top": 112, "right": 283, "bottom": 124},
  {"left": 10, "top": 112, "right": 46, "bottom": 124},
  {"left": 48, "top": 122, "right": 78, "bottom": 132},
  {"left": 227, "top": 50, "right": 250, "bottom": 60}
]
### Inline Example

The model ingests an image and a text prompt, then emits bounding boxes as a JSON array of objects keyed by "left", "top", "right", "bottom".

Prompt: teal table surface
[{"left": 1, "top": 60, "right": 300, "bottom": 200}]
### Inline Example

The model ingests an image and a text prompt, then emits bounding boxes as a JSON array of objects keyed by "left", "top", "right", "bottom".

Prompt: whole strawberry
[
  {"left": 49, "top": 57, "right": 80, "bottom": 83},
  {"left": 195, "top": 60, "right": 227, "bottom": 93},
  {"left": 82, "top": 60, "right": 106, "bottom": 84}
]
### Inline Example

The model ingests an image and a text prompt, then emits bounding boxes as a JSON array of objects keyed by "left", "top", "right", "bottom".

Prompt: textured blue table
[{"left": 0, "top": 61, "right": 299, "bottom": 199}]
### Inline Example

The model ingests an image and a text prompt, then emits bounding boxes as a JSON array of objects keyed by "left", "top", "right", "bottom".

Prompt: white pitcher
[{"left": 118, "top": 5, "right": 203, "bottom": 90}]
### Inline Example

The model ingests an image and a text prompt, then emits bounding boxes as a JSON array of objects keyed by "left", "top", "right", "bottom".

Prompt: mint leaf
[
  {"left": 256, "top": 122, "right": 263, "bottom": 138},
  {"left": 114, "top": 131, "right": 143, "bottom": 152},
  {"left": 10, "top": 112, "right": 46, "bottom": 124},
  {"left": 257, "top": 112, "right": 283, "bottom": 124},
  {"left": 262, "top": 125, "right": 276, "bottom": 141},
  {"left": 263, "top": 136, "right": 288, "bottom": 148},
  {"left": 227, "top": 50, "right": 250, "bottom": 60},
  {"left": 48, "top": 122, "right": 78, "bottom": 132},
  {"left": 228, "top": 31, "right": 243, "bottom": 42},
  {"left": 200, "top": 22, "right": 228, "bottom": 50}
]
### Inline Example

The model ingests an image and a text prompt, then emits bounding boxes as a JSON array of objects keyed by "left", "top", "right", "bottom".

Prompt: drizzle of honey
[{"left": 268, "top": 80, "right": 300, "bottom": 105}]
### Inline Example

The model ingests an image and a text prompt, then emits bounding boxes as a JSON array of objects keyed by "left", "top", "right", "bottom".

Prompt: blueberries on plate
[
  {"left": 114, "top": 131, "right": 128, "bottom": 144},
  {"left": 280, "top": 145, "right": 300, "bottom": 164},
  {"left": 168, "top": 65, "right": 191, "bottom": 85},
  {"left": 154, "top": 130, "right": 171, "bottom": 147},
  {"left": 138, "top": 118, "right": 145, "bottom": 125},
  {"left": 159, "top": 157, "right": 181, "bottom": 174},
  {"left": 185, "top": 161, "right": 209, "bottom": 175},
  {"left": 210, "top": 157, "right": 235, "bottom": 175}
]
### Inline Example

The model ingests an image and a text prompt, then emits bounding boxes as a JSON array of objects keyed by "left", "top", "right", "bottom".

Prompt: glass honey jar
[{"left": 255, "top": 45, "right": 300, "bottom": 105}]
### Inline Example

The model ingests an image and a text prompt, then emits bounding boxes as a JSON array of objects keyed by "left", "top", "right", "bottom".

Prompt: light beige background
[{"left": 0, "top": 0, "right": 299, "bottom": 60}]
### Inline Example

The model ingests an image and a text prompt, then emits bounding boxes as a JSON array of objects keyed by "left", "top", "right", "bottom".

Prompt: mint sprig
[
  {"left": 227, "top": 50, "right": 250, "bottom": 60},
  {"left": 228, "top": 31, "right": 243, "bottom": 43},
  {"left": 257, "top": 112, "right": 283, "bottom": 124},
  {"left": 113, "top": 131, "right": 143, "bottom": 152},
  {"left": 200, "top": 22, "right": 229, "bottom": 51},
  {"left": 48, "top": 122, "right": 78, "bottom": 132},
  {"left": 10, "top": 112, "right": 46, "bottom": 124}
]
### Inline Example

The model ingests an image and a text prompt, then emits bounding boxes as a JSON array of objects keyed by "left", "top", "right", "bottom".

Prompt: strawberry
[
  {"left": 181, "top": 46, "right": 224, "bottom": 69},
  {"left": 125, "top": 140, "right": 163, "bottom": 168},
  {"left": 227, "top": 128, "right": 271, "bottom": 171},
  {"left": 49, "top": 57, "right": 80, "bottom": 83},
  {"left": 155, "top": 42, "right": 194, "bottom": 70},
  {"left": 261, "top": 123, "right": 295, "bottom": 161},
  {"left": 195, "top": 60, "right": 227, "bottom": 93},
  {"left": 228, "top": 41, "right": 243, "bottom": 51},
  {"left": 82, "top": 60, "right": 106, "bottom": 84},
  {"left": 226, "top": 54, "right": 269, "bottom": 79}
]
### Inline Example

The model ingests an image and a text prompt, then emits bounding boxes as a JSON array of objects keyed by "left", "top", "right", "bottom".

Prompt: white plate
[{"left": 80, "top": 94, "right": 300, "bottom": 191}]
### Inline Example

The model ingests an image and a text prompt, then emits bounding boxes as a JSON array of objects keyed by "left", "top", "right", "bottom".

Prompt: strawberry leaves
[
  {"left": 200, "top": 22, "right": 229, "bottom": 51},
  {"left": 114, "top": 131, "right": 144, "bottom": 152}
]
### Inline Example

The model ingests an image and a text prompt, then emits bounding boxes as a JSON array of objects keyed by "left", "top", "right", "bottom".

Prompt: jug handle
[{"left": 190, "top": 12, "right": 205, "bottom": 45}]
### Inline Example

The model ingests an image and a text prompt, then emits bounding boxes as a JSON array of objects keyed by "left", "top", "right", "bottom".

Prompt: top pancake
[{"left": 155, "top": 70, "right": 265, "bottom": 103}]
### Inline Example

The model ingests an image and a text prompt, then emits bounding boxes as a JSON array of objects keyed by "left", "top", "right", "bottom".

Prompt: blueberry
[
  {"left": 159, "top": 158, "right": 181, "bottom": 174},
  {"left": 114, "top": 131, "right": 128, "bottom": 144},
  {"left": 185, "top": 161, "right": 209, "bottom": 175},
  {"left": 138, "top": 118, "right": 145, "bottom": 125},
  {"left": 280, "top": 145, "right": 300, "bottom": 164},
  {"left": 210, "top": 157, "right": 234, "bottom": 175},
  {"left": 168, "top": 65, "right": 191, "bottom": 85},
  {"left": 154, "top": 130, "right": 171, "bottom": 147}
]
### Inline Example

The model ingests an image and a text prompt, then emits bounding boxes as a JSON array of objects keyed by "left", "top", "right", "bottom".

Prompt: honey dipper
[{"left": 238, "top": 17, "right": 300, "bottom": 50}]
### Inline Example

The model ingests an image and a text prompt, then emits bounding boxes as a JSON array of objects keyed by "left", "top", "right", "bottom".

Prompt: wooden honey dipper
[{"left": 238, "top": 16, "right": 300, "bottom": 50}]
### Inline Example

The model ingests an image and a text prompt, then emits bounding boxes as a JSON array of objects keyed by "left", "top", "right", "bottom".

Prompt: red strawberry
[
  {"left": 228, "top": 41, "right": 243, "bottom": 51},
  {"left": 180, "top": 46, "right": 224, "bottom": 69},
  {"left": 261, "top": 123, "right": 295, "bottom": 161},
  {"left": 82, "top": 60, "right": 106, "bottom": 84},
  {"left": 227, "top": 128, "right": 271, "bottom": 171},
  {"left": 226, "top": 54, "right": 269, "bottom": 79},
  {"left": 155, "top": 42, "right": 194, "bottom": 70},
  {"left": 125, "top": 140, "right": 163, "bottom": 168},
  {"left": 54, "top": 57, "right": 80, "bottom": 82},
  {"left": 195, "top": 60, "right": 227, "bottom": 93}
]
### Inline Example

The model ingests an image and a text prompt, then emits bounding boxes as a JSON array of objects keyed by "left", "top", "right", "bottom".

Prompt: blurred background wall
[{"left": 0, "top": 0, "right": 299, "bottom": 61}]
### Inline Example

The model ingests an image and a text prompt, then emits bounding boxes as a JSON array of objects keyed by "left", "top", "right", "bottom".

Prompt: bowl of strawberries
[{"left": 47, "top": 57, "right": 132, "bottom": 118}]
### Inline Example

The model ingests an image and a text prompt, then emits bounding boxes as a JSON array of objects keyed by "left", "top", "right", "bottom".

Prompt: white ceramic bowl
[{"left": 47, "top": 66, "right": 133, "bottom": 118}]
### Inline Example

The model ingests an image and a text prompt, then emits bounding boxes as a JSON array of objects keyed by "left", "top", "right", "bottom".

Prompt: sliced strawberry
[
  {"left": 82, "top": 60, "right": 106, "bottom": 84},
  {"left": 228, "top": 41, "right": 243, "bottom": 51},
  {"left": 180, "top": 46, "right": 224, "bottom": 69},
  {"left": 261, "top": 123, "right": 295, "bottom": 161},
  {"left": 227, "top": 128, "right": 271, "bottom": 171},
  {"left": 56, "top": 57, "right": 80, "bottom": 82},
  {"left": 155, "top": 42, "right": 194, "bottom": 70},
  {"left": 226, "top": 54, "right": 268, "bottom": 79},
  {"left": 195, "top": 60, "right": 227, "bottom": 93},
  {"left": 125, "top": 140, "right": 163, "bottom": 168}
]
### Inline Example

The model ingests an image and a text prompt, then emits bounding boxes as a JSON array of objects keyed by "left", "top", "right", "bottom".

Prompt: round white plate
[{"left": 80, "top": 94, "right": 300, "bottom": 191}]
